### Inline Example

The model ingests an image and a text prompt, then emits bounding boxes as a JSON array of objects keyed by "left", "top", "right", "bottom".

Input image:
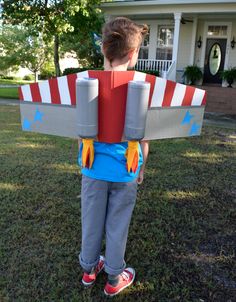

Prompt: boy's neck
[{"left": 104, "top": 57, "right": 129, "bottom": 71}]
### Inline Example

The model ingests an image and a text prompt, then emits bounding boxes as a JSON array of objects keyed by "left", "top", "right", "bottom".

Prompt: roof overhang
[
  {"left": 102, "top": 0, "right": 236, "bottom": 6},
  {"left": 101, "top": 0, "right": 236, "bottom": 15}
]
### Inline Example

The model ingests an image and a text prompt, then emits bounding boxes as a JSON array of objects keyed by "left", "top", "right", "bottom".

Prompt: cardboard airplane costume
[{"left": 19, "top": 70, "right": 206, "bottom": 171}]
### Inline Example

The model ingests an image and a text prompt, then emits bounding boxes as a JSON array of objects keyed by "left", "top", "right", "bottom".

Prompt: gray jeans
[{"left": 79, "top": 175, "right": 138, "bottom": 275}]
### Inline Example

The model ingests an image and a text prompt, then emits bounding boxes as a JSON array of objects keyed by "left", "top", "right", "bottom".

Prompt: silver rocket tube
[
  {"left": 124, "top": 80, "right": 150, "bottom": 141},
  {"left": 76, "top": 77, "right": 98, "bottom": 138}
]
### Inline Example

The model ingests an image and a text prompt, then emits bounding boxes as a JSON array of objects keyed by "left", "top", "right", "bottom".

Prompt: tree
[
  {"left": 2, "top": 0, "right": 102, "bottom": 76},
  {"left": 60, "top": 7, "right": 104, "bottom": 68},
  {"left": 0, "top": 25, "right": 52, "bottom": 81}
]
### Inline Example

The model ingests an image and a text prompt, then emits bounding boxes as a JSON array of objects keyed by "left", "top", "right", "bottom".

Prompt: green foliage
[
  {"left": 183, "top": 65, "right": 203, "bottom": 85},
  {"left": 60, "top": 9, "right": 104, "bottom": 68},
  {"left": 2, "top": 0, "right": 101, "bottom": 37},
  {"left": 0, "top": 25, "right": 52, "bottom": 81},
  {"left": 23, "top": 74, "right": 35, "bottom": 81},
  {"left": 220, "top": 67, "right": 236, "bottom": 87},
  {"left": 63, "top": 67, "right": 103, "bottom": 76},
  {"left": 0, "top": 75, "right": 15, "bottom": 80},
  {"left": 62, "top": 68, "right": 160, "bottom": 76},
  {"left": 0, "top": 105, "right": 235, "bottom": 301},
  {"left": 136, "top": 69, "right": 160, "bottom": 77},
  {"left": 2, "top": 0, "right": 103, "bottom": 75},
  {"left": 39, "top": 61, "right": 55, "bottom": 80}
]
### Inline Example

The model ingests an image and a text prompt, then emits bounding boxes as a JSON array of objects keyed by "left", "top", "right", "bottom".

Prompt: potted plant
[
  {"left": 220, "top": 67, "right": 236, "bottom": 88},
  {"left": 183, "top": 65, "right": 203, "bottom": 85}
]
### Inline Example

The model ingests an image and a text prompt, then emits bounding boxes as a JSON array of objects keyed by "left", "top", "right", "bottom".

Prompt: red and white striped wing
[
  {"left": 132, "top": 71, "right": 206, "bottom": 107},
  {"left": 19, "top": 71, "right": 89, "bottom": 106},
  {"left": 19, "top": 70, "right": 206, "bottom": 108}
]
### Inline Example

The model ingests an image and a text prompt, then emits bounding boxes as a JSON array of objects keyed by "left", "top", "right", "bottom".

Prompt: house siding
[
  {"left": 176, "top": 23, "right": 194, "bottom": 82},
  {"left": 194, "top": 20, "right": 204, "bottom": 67},
  {"left": 228, "top": 20, "right": 236, "bottom": 68},
  {"left": 195, "top": 19, "right": 236, "bottom": 69}
]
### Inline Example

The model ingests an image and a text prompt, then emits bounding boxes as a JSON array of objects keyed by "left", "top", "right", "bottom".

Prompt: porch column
[
  {"left": 172, "top": 12, "right": 182, "bottom": 63},
  {"left": 104, "top": 14, "right": 112, "bottom": 22},
  {"left": 189, "top": 17, "right": 198, "bottom": 65}
]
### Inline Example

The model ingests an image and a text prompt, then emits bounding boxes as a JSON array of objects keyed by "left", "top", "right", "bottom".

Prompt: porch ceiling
[
  {"left": 102, "top": 0, "right": 236, "bottom": 4},
  {"left": 122, "top": 12, "right": 236, "bottom": 21},
  {"left": 101, "top": 2, "right": 236, "bottom": 16}
]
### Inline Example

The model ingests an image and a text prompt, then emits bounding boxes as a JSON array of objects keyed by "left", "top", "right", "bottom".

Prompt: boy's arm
[
  {"left": 78, "top": 138, "right": 81, "bottom": 149},
  {"left": 137, "top": 140, "right": 149, "bottom": 184}
]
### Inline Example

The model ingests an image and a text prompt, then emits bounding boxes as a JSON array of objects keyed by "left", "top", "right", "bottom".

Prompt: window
[
  {"left": 138, "top": 25, "right": 150, "bottom": 59},
  {"left": 207, "top": 26, "right": 227, "bottom": 37},
  {"left": 156, "top": 25, "right": 174, "bottom": 60}
]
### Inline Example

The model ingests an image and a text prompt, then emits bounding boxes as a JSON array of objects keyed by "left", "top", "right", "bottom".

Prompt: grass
[
  {"left": 0, "top": 78, "right": 31, "bottom": 100},
  {"left": 0, "top": 79, "right": 33, "bottom": 85},
  {"left": 0, "top": 104, "right": 235, "bottom": 302},
  {"left": 0, "top": 87, "right": 19, "bottom": 99}
]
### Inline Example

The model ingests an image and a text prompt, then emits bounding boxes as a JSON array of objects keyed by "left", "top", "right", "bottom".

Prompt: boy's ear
[
  {"left": 101, "top": 44, "right": 104, "bottom": 55},
  {"left": 127, "top": 48, "right": 137, "bottom": 60}
]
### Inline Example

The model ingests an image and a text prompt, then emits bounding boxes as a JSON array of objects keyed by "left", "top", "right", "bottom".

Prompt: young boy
[{"left": 78, "top": 17, "right": 149, "bottom": 297}]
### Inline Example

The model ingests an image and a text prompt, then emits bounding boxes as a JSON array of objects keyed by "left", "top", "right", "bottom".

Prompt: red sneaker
[
  {"left": 104, "top": 267, "right": 135, "bottom": 297},
  {"left": 82, "top": 255, "right": 105, "bottom": 286}
]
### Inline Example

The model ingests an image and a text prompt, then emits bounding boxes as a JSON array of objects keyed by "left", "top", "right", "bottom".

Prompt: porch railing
[{"left": 136, "top": 59, "right": 173, "bottom": 74}]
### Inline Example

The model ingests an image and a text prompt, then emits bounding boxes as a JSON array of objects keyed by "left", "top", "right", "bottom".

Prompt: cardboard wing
[{"left": 19, "top": 70, "right": 206, "bottom": 142}]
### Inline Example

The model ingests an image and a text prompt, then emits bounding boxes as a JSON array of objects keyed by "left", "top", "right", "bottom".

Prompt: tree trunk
[
  {"left": 54, "top": 34, "right": 61, "bottom": 77},
  {"left": 34, "top": 71, "right": 38, "bottom": 82}
]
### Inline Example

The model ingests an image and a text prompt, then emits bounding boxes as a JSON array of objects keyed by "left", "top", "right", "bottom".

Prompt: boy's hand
[
  {"left": 137, "top": 169, "right": 144, "bottom": 185},
  {"left": 138, "top": 140, "right": 149, "bottom": 185}
]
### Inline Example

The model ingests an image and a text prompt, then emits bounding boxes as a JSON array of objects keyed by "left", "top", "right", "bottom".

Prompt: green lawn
[
  {"left": 0, "top": 79, "right": 33, "bottom": 85},
  {"left": 0, "top": 87, "right": 19, "bottom": 99},
  {"left": 0, "top": 105, "right": 235, "bottom": 302},
  {"left": 0, "top": 78, "right": 33, "bottom": 100}
]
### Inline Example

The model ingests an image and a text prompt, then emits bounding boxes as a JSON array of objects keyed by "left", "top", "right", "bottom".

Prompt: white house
[{"left": 101, "top": 0, "right": 236, "bottom": 85}]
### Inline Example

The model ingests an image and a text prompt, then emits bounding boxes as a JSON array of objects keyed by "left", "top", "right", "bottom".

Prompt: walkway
[
  {"left": 201, "top": 85, "right": 236, "bottom": 115},
  {"left": 0, "top": 98, "right": 19, "bottom": 105}
]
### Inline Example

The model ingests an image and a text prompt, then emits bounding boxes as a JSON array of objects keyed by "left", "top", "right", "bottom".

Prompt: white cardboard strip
[
  {"left": 191, "top": 88, "right": 205, "bottom": 106},
  {"left": 133, "top": 71, "right": 147, "bottom": 81},
  {"left": 21, "top": 85, "right": 32, "bottom": 102},
  {"left": 170, "top": 83, "right": 187, "bottom": 107},
  {"left": 77, "top": 70, "right": 89, "bottom": 79},
  {"left": 38, "top": 80, "right": 52, "bottom": 104},
  {"left": 57, "top": 76, "right": 71, "bottom": 105},
  {"left": 150, "top": 77, "right": 167, "bottom": 107}
]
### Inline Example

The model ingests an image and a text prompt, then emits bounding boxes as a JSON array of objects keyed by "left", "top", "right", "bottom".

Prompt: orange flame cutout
[
  {"left": 126, "top": 141, "right": 139, "bottom": 173},
  {"left": 82, "top": 138, "right": 94, "bottom": 169}
]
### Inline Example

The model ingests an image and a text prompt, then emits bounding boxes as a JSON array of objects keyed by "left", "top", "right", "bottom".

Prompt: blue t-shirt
[{"left": 78, "top": 141, "right": 143, "bottom": 182}]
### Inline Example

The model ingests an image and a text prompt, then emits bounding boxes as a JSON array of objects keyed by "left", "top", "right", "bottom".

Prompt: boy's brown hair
[{"left": 102, "top": 17, "right": 148, "bottom": 65}]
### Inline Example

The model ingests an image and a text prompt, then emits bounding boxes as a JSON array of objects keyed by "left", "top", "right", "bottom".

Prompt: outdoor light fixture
[
  {"left": 231, "top": 37, "right": 235, "bottom": 49},
  {"left": 197, "top": 36, "right": 202, "bottom": 48}
]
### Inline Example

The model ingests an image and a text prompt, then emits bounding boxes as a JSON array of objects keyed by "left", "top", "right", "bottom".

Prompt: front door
[{"left": 203, "top": 38, "right": 227, "bottom": 84}]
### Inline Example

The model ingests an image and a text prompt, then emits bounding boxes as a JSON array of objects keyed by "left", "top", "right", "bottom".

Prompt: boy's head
[{"left": 102, "top": 17, "right": 148, "bottom": 68}]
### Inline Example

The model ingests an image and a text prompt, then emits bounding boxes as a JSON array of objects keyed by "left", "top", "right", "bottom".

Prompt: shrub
[
  {"left": 63, "top": 67, "right": 103, "bottom": 76},
  {"left": 39, "top": 72, "right": 55, "bottom": 80},
  {"left": 63, "top": 68, "right": 159, "bottom": 77},
  {"left": 39, "top": 61, "right": 56, "bottom": 80},
  {"left": 23, "top": 74, "right": 34, "bottom": 81},
  {"left": 2, "top": 76, "right": 14, "bottom": 80},
  {"left": 220, "top": 67, "right": 236, "bottom": 87},
  {"left": 183, "top": 65, "right": 203, "bottom": 85},
  {"left": 136, "top": 69, "right": 160, "bottom": 77},
  {"left": 39, "top": 70, "right": 55, "bottom": 80}
]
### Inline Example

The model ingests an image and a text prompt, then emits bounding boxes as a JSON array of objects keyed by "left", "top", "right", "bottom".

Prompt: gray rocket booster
[
  {"left": 124, "top": 81, "right": 151, "bottom": 141},
  {"left": 76, "top": 77, "right": 98, "bottom": 138}
]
